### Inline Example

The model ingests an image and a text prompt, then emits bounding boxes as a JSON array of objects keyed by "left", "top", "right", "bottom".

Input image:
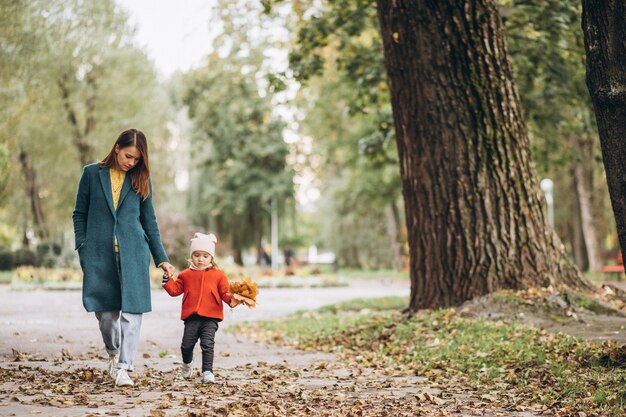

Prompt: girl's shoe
[
  {"left": 181, "top": 362, "right": 192, "bottom": 379},
  {"left": 202, "top": 371, "right": 215, "bottom": 384},
  {"left": 115, "top": 369, "right": 134, "bottom": 387}
]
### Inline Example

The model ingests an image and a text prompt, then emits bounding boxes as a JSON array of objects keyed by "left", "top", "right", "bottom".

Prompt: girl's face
[
  {"left": 191, "top": 251, "right": 212, "bottom": 269},
  {"left": 114, "top": 145, "right": 141, "bottom": 171}
]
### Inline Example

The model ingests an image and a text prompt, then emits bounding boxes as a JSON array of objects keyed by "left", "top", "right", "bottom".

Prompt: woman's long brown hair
[{"left": 100, "top": 128, "right": 151, "bottom": 200}]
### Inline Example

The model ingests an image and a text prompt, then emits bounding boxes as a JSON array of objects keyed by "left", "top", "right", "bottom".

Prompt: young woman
[{"left": 72, "top": 128, "right": 175, "bottom": 387}]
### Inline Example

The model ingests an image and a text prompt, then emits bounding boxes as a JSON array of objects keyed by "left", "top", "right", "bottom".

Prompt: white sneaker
[
  {"left": 202, "top": 371, "right": 215, "bottom": 384},
  {"left": 181, "top": 362, "right": 192, "bottom": 379},
  {"left": 115, "top": 369, "right": 134, "bottom": 387},
  {"left": 107, "top": 353, "right": 119, "bottom": 378}
]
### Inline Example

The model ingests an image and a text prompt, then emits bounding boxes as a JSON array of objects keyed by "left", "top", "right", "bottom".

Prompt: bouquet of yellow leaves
[{"left": 228, "top": 277, "right": 259, "bottom": 308}]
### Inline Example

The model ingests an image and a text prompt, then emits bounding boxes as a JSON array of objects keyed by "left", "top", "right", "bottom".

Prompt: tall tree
[
  {"left": 0, "top": 0, "right": 173, "bottom": 245},
  {"left": 582, "top": 1, "right": 626, "bottom": 270},
  {"left": 182, "top": 51, "right": 293, "bottom": 264},
  {"left": 505, "top": 0, "right": 605, "bottom": 272},
  {"left": 180, "top": 1, "right": 294, "bottom": 264},
  {"left": 375, "top": 0, "right": 589, "bottom": 309},
  {"left": 278, "top": 1, "right": 408, "bottom": 268},
  {"left": 296, "top": 76, "right": 405, "bottom": 269}
]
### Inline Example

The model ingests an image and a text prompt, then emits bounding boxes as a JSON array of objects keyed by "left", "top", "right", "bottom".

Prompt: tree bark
[
  {"left": 18, "top": 148, "right": 47, "bottom": 239},
  {"left": 569, "top": 170, "right": 589, "bottom": 271},
  {"left": 375, "top": 0, "right": 588, "bottom": 310},
  {"left": 58, "top": 71, "right": 96, "bottom": 167},
  {"left": 582, "top": 1, "right": 626, "bottom": 273},
  {"left": 234, "top": 249, "right": 243, "bottom": 266},
  {"left": 572, "top": 138, "right": 602, "bottom": 272},
  {"left": 386, "top": 202, "right": 406, "bottom": 270}
]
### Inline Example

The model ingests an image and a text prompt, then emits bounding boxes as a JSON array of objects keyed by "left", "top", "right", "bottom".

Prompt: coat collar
[
  {"left": 117, "top": 174, "right": 133, "bottom": 211},
  {"left": 98, "top": 166, "right": 116, "bottom": 218}
]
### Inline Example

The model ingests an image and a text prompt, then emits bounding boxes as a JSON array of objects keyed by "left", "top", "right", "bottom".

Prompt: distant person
[
  {"left": 283, "top": 245, "right": 294, "bottom": 267},
  {"left": 259, "top": 245, "right": 271, "bottom": 267},
  {"left": 72, "top": 128, "right": 175, "bottom": 387},
  {"left": 162, "top": 232, "right": 239, "bottom": 383}
]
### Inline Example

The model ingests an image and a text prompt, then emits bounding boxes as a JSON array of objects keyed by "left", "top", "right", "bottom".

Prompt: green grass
[
  {"left": 237, "top": 297, "right": 626, "bottom": 416},
  {"left": 318, "top": 296, "right": 409, "bottom": 313},
  {"left": 567, "top": 291, "right": 618, "bottom": 315},
  {"left": 489, "top": 291, "right": 526, "bottom": 306},
  {"left": 0, "top": 270, "right": 12, "bottom": 284},
  {"left": 336, "top": 269, "right": 409, "bottom": 281},
  {"left": 585, "top": 271, "right": 624, "bottom": 283}
]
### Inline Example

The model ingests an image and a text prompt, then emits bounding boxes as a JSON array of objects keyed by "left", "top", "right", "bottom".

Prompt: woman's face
[{"left": 114, "top": 145, "right": 141, "bottom": 171}]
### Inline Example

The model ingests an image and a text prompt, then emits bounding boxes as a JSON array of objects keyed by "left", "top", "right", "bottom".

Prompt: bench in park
[{"left": 602, "top": 251, "right": 624, "bottom": 276}]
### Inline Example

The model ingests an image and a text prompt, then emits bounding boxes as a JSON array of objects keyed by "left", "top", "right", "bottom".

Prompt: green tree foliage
[
  {"left": 266, "top": 0, "right": 405, "bottom": 268},
  {"left": 271, "top": 0, "right": 607, "bottom": 269},
  {"left": 504, "top": 1, "right": 594, "bottom": 165},
  {"left": 0, "top": 0, "right": 172, "bottom": 250},
  {"left": 296, "top": 75, "right": 403, "bottom": 269},
  {"left": 504, "top": 0, "right": 608, "bottom": 269},
  {"left": 181, "top": 48, "right": 294, "bottom": 261}
]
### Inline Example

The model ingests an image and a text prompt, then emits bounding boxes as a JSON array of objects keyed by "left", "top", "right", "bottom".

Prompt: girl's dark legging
[{"left": 181, "top": 315, "right": 219, "bottom": 372}]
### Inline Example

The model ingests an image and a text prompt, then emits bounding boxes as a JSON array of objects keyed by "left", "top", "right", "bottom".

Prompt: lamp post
[{"left": 540, "top": 178, "right": 554, "bottom": 228}]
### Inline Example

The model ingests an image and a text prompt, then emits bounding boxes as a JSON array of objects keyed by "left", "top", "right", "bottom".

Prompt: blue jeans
[{"left": 94, "top": 252, "right": 143, "bottom": 371}]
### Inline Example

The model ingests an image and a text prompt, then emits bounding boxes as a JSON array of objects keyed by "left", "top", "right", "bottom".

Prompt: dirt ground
[
  {"left": 0, "top": 280, "right": 550, "bottom": 416},
  {"left": 457, "top": 281, "right": 626, "bottom": 347}
]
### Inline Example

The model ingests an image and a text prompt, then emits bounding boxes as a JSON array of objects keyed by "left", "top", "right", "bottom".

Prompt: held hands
[{"left": 160, "top": 262, "right": 176, "bottom": 278}]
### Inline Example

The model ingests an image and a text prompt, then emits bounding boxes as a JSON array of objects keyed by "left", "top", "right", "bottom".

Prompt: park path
[{"left": 0, "top": 280, "right": 538, "bottom": 416}]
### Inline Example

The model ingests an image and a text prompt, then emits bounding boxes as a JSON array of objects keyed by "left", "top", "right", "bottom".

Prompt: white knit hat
[{"left": 190, "top": 232, "right": 217, "bottom": 257}]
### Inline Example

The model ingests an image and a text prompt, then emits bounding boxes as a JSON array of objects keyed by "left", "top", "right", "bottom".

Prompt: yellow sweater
[
  {"left": 110, "top": 168, "right": 166, "bottom": 268},
  {"left": 110, "top": 168, "right": 126, "bottom": 252}
]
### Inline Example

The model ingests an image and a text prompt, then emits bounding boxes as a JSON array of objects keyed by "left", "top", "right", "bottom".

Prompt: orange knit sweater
[{"left": 163, "top": 268, "right": 232, "bottom": 321}]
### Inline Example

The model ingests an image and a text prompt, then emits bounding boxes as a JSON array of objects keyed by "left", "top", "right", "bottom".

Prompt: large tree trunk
[
  {"left": 375, "top": 0, "right": 588, "bottom": 310},
  {"left": 582, "top": 1, "right": 626, "bottom": 273},
  {"left": 18, "top": 148, "right": 47, "bottom": 239}
]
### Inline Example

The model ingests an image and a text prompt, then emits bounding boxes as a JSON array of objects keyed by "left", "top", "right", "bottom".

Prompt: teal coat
[{"left": 72, "top": 163, "right": 169, "bottom": 313}]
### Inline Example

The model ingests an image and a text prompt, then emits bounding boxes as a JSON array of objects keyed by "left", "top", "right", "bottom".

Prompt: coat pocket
[{"left": 211, "top": 289, "right": 221, "bottom": 305}]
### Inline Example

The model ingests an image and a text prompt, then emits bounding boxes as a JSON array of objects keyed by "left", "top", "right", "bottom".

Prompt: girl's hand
[
  {"left": 160, "top": 262, "right": 175, "bottom": 278},
  {"left": 229, "top": 298, "right": 241, "bottom": 308}
]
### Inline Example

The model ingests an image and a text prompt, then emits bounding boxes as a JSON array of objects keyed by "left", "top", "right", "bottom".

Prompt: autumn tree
[
  {"left": 0, "top": 0, "right": 172, "bottom": 247},
  {"left": 582, "top": 1, "right": 626, "bottom": 271},
  {"left": 505, "top": 1, "right": 607, "bottom": 273},
  {"left": 182, "top": 51, "right": 293, "bottom": 265},
  {"left": 374, "top": 0, "right": 590, "bottom": 309}
]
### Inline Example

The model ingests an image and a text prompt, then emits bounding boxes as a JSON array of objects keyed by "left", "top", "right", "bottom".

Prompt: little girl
[{"left": 162, "top": 232, "right": 238, "bottom": 383}]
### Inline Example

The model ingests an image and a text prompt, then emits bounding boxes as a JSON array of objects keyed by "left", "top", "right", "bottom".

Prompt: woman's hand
[{"left": 160, "top": 262, "right": 175, "bottom": 278}]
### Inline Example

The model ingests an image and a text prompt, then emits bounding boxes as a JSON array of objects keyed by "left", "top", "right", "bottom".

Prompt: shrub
[
  {"left": 13, "top": 248, "right": 39, "bottom": 267},
  {"left": 0, "top": 247, "right": 14, "bottom": 270},
  {"left": 36, "top": 242, "right": 62, "bottom": 268},
  {"left": 36, "top": 241, "right": 62, "bottom": 257}
]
